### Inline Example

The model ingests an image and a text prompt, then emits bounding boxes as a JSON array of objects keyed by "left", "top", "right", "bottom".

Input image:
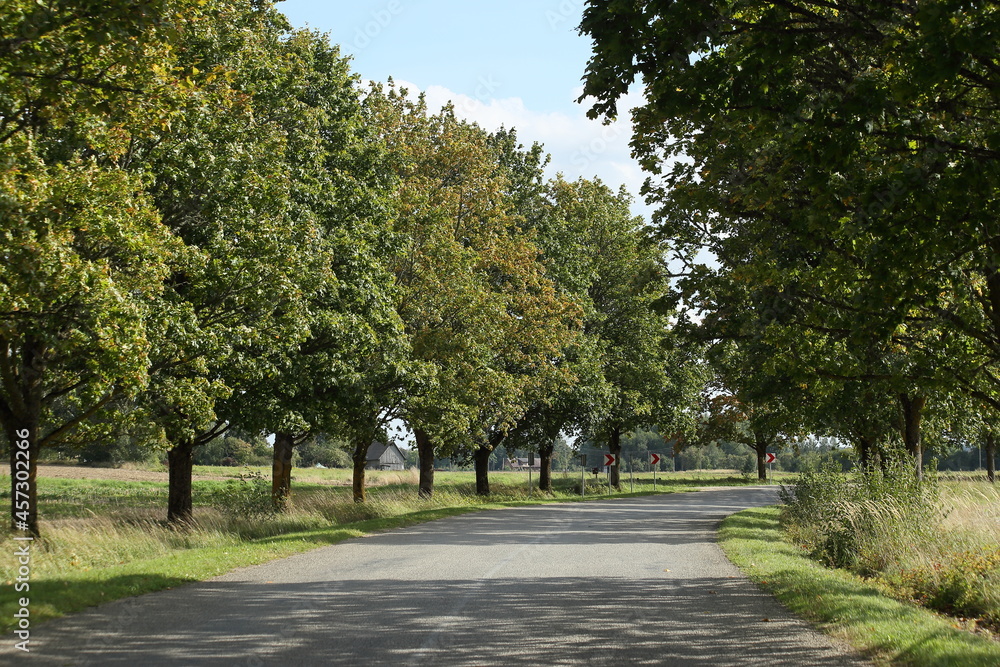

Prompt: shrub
[
  {"left": 890, "top": 549, "right": 1000, "bottom": 630},
  {"left": 780, "top": 459, "right": 941, "bottom": 574},
  {"left": 213, "top": 470, "right": 283, "bottom": 520},
  {"left": 778, "top": 460, "right": 1000, "bottom": 631}
]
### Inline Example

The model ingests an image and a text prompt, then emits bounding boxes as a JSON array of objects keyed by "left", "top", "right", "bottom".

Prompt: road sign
[
  {"left": 649, "top": 453, "right": 662, "bottom": 466},
  {"left": 604, "top": 453, "right": 617, "bottom": 466},
  {"left": 764, "top": 453, "right": 776, "bottom": 464}
]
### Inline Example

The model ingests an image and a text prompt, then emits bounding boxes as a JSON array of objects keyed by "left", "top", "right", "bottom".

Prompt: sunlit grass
[
  {"left": 779, "top": 470, "right": 1000, "bottom": 650},
  {"left": 721, "top": 506, "right": 1000, "bottom": 666}
]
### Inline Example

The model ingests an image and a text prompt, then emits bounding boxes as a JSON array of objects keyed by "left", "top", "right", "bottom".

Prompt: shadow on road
[
  {"left": 27, "top": 487, "right": 866, "bottom": 666},
  {"left": 366, "top": 488, "right": 782, "bottom": 548},
  {"left": 39, "top": 575, "right": 860, "bottom": 666}
]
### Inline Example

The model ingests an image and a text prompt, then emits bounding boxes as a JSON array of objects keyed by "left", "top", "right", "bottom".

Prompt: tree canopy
[{"left": 579, "top": 0, "right": 1000, "bottom": 474}]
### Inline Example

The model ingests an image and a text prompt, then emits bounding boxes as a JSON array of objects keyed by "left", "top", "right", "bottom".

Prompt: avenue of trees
[
  {"left": 0, "top": 0, "right": 701, "bottom": 534},
  {"left": 5, "top": 1, "right": 1000, "bottom": 535},
  {"left": 578, "top": 0, "right": 1000, "bottom": 482}
]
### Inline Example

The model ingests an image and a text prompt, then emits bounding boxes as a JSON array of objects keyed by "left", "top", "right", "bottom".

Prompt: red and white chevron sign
[
  {"left": 603, "top": 453, "right": 617, "bottom": 466},
  {"left": 764, "top": 453, "right": 776, "bottom": 464},
  {"left": 649, "top": 453, "right": 662, "bottom": 465}
]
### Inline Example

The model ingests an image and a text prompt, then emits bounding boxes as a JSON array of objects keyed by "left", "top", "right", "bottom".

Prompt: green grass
[
  {"left": 0, "top": 468, "right": 759, "bottom": 632},
  {"left": 719, "top": 506, "right": 1000, "bottom": 666}
]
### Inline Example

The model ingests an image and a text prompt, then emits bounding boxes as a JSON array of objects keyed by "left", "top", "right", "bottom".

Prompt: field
[
  {"left": 876, "top": 479, "right": 1000, "bottom": 632},
  {"left": 0, "top": 465, "right": 760, "bottom": 632}
]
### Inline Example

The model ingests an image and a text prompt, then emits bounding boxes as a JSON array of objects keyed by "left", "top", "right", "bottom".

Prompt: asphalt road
[{"left": 21, "top": 487, "right": 870, "bottom": 666}]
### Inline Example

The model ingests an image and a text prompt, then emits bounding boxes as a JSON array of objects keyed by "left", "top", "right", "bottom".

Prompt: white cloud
[{"left": 389, "top": 79, "right": 655, "bottom": 219}]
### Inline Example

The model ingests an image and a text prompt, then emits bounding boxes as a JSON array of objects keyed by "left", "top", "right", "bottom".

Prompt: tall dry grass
[{"left": 781, "top": 465, "right": 1000, "bottom": 633}]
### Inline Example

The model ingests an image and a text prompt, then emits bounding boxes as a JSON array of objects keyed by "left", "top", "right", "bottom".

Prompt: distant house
[
  {"left": 506, "top": 457, "right": 540, "bottom": 471},
  {"left": 366, "top": 442, "right": 406, "bottom": 471}
]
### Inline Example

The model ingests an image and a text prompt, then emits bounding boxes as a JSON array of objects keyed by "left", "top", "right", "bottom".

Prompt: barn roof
[{"left": 367, "top": 441, "right": 403, "bottom": 463}]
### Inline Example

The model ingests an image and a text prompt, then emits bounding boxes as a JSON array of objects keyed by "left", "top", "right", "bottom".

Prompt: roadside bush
[
  {"left": 572, "top": 477, "right": 608, "bottom": 495},
  {"left": 779, "top": 460, "right": 1000, "bottom": 632},
  {"left": 214, "top": 470, "right": 283, "bottom": 520},
  {"left": 890, "top": 549, "right": 1000, "bottom": 628},
  {"left": 780, "top": 460, "right": 941, "bottom": 574}
]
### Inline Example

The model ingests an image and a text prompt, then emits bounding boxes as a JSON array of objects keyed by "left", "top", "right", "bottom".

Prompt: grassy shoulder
[
  {"left": 1, "top": 471, "right": 723, "bottom": 633},
  {"left": 719, "top": 506, "right": 1000, "bottom": 667}
]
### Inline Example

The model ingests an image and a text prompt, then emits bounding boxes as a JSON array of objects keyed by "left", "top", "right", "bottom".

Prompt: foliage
[
  {"left": 782, "top": 459, "right": 1000, "bottom": 628},
  {"left": 675, "top": 439, "right": 753, "bottom": 473},
  {"left": 721, "top": 506, "right": 1000, "bottom": 666},
  {"left": 357, "top": 85, "right": 584, "bottom": 498},
  {"left": 213, "top": 470, "right": 284, "bottom": 520},
  {"left": 578, "top": 0, "right": 1000, "bottom": 475},
  {"left": 295, "top": 434, "right": 352, "bottom": 469},
  {"left": 530, "top": 176, "right": 706, "bottom": 486},
  {"left": 889, "top": 548, "right": 1000, "bottom": 631},
  {"left": 2, "top": 0, "right": 720, "bottom": 530},
  {"left": 0, "top": 0, "right": 209, "bottom": 145},
  {"left": 781, "top": 461, "right": 941, "bottom": 574},
  {"left": 194, "top": 436, "right": 271, "bottom": 468}
]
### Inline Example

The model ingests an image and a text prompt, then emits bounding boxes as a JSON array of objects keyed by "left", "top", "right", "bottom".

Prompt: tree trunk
[
  {"left": 986, "top": 431, "right": 997, "bottom": 484},
  {"left": 271, "top": 431, "right": 295, "bottom": 509},
  {"left": 609, "top": 425, "right": 622, "bottom": 490},
  {"left": 6, "top": 416, "right": 40, "bottom": 537},
  {"left": 167, "top": 440, "right": 195, "bottom": 525},
  {"left": 352, "top": 438, "right": 372, "bottom": 503},
  {"left": 899, "top": 394, "right": 926, "bottom": 479},
  {"left": 854, "top": 436, "right": 872, "bottom": 469},
  {"left": 4, "top": 342, "right": 44, "bottom": 536},
  {"left": 415, "top": 428, "right": 434, "bottom": 498},
  {"left": 753, "top": 435, "right": 768, "bottom": 481},
  {"left": 474, "top": 445, "right": 491, "bottom": 496},
  {"left": 539, "top": 441, "right": 554, "bottom": 492}
]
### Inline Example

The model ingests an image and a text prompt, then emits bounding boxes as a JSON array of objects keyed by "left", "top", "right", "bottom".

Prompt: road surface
[{"left": 21, "top": 487, "right": 869, "bottom": 665}]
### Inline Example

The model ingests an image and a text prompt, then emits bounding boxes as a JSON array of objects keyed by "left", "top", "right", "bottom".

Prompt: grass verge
[{"left": 719, "top": 506, "right": 1000, "bottom": 666}]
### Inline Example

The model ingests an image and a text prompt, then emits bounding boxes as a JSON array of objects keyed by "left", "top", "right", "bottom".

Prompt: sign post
[
  {"left": 650, "top": 452, "right": 662, "bottom": 490},
  {"left": 764, "top": 452, "right": 776, "bottom": 484},
  {"left": 579, "top": 453, "right": 587, "bottom": 497},
  {"left": 604, "top": 453, "right": 617, "bottom": 495}
]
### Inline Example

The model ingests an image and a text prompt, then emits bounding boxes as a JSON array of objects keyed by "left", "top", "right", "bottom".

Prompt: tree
[
  {"left": 579, "top": 1, "right": 1000, "bottom": 477},
  {"left": 0, "top": 0, "right": 215, "bottom": 535},
  {"left": 699, "top": 341, "right": 800, "bottom": 481},
  {"left": 502, "top": 177, "right": 620, "bottom": 492},
  {"left": 0, "top": 0, "right": 205, "bottom": 145},
  {"left": 0, "top": 148, "right": 182, "bottom": 534},
  {"left": 204, "top": 29, "right": 406, "bottom": 509},
  {"left": 536, "top": 178, "right": 704, "bottom": 490},
  {"left": 361, "top": 84, "right": 579, "bottom": 499},
  {"left": 131, "top": 4, "right": 327, "bottom": 524}
]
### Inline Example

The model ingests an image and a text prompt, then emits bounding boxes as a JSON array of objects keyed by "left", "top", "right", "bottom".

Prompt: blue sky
[
  {"left": 277, "top": 0, "right": 650, "bottom": 216},
  {"left": 279, "top": 0, "right": 594, "bottom": 115}
]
